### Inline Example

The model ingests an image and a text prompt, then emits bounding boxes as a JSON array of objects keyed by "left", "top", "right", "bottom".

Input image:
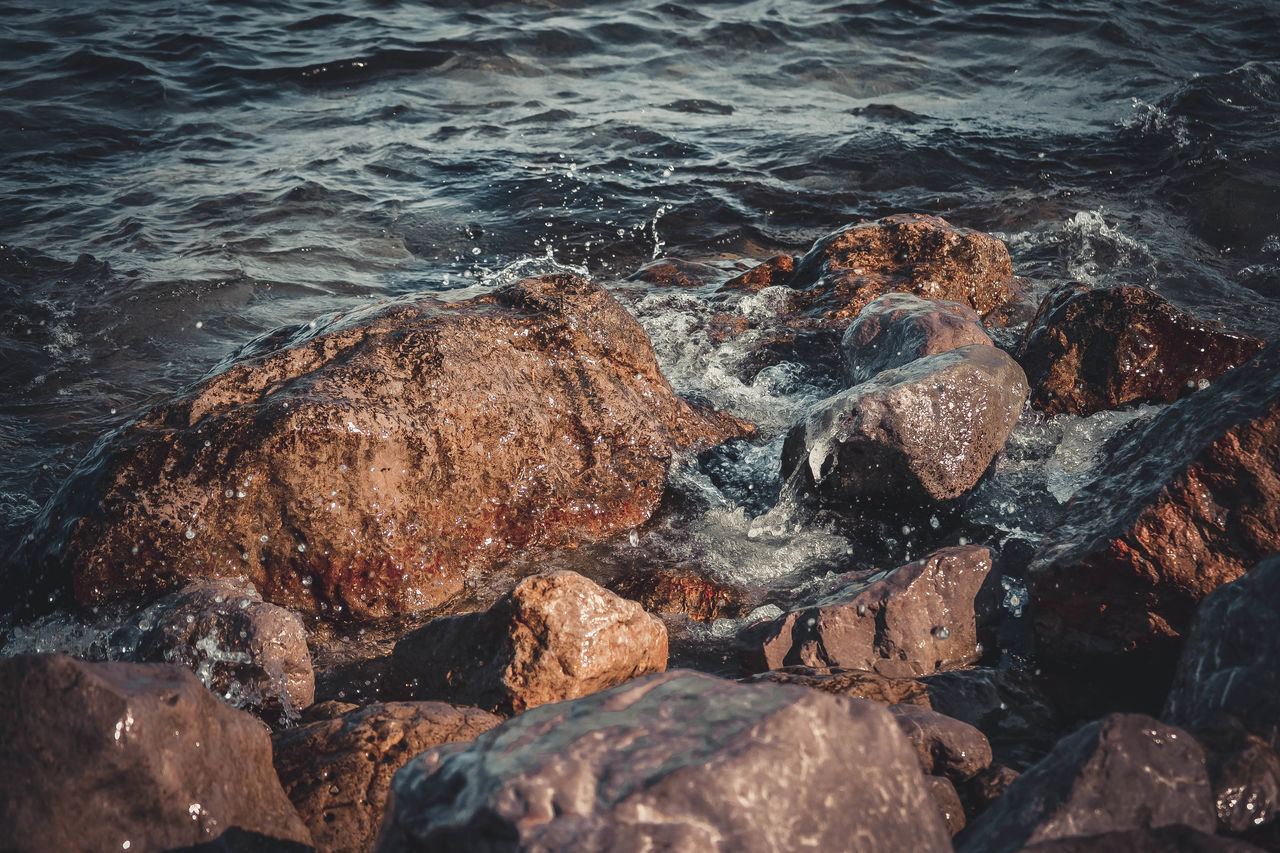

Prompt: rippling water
[{"left": 2, "top": 0, "right": 1279, "bottom": 629}]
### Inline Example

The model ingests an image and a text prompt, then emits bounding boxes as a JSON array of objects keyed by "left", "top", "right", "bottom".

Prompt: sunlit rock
[
  {"left": 606, "top": 564, "right": 745, "bottom": 621},
  {"left": 842, "top": 292, "right": 993, "bottom": 385}
]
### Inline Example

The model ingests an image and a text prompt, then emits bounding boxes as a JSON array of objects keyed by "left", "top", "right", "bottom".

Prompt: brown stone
[
  {"left": 1019, "top": 825, "right": 1266, "bottom": 852},
  {"left": 1027, "top": 345, "right": 1280, "bottom": 690},
  {"left": 842, "top": 292, "right": 993, "bottom": 385},
  {"left": 927, "top": 775, "right": 968, "bottom": 836},
  {"left": 959, "top": 765, "right": 1021, "bottom": 816},
  {"left": 741, "top": 665, "right": 932, "bottom": 707},
  {"left": 922, "top": 667, "right": 1061, "bottom": 766},
  {"left": 375, "top": 670, "right": 952, "bottom": 852},
  {"left": 736, "top": 546, "right": 996, "bottom": 678},
  {"left": 717, "top": 253, "right": 797, "bottom": 294},
  {"left": 391, "top": 570, "right": 668, "bottom": 714},
  {"left": 606, "top": 565, "right": 744, "bottom": 621},
  {"left": 1017, "top": 283, "right": 1266, "bottom": 416},
  {"left": 890, "top": 703, "right": 994, "bottom": 783},
  {"left": 0, "top": 654, "right": 312, "bottom": 852},
  {"left": 273, "top": 701, "right": 500, "bottom": 853},
  {"left": 22, "top": 274, "right": 744, "bottom": 622},
  {"left": 628, "top": 257, "right": 722, "bottom": 289}
]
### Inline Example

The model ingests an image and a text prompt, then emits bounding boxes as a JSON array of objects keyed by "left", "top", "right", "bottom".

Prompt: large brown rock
[
  {"left": 736, "top": 546, "right": 996, "bottom": 677},
  {"left": 890, "top": 703, "right": 994, "bottom": 783},
  {"left": 23, "top": 274, "right": 744, "bottom": 622},
  {"left": 842, "top": 292, "right": 993, "bottom": 385},
  {"left": 375, "top": 670, "right": 952, "bottom": 852},
  {"left": 958, "top": 713, "right": 1216, "bottom": 853},
  {"left": 742, "top": 664, "right": 932, "bottom": 707},
  {"left": 1027, "top": 345, "right": 1280, "bottom": 690},
  {"left": 391, "top": 570, "right": 668, "bottom": 714},
  {"left": 273, "top": 701, "right": 501, "bottom": 853},
  {"left": 781, "top": 346, "right": 1027, "bottom": 508},
  {"left": 1017, "top": 283, "right": 1265, "bottom": 416},
  {"left": 0, "top": 654, "right": 312, "bottom": 852}
]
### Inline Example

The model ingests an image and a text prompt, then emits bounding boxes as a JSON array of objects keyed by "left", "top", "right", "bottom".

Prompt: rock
[
  {"left": 1017, "top": 283, "right": 1266, "bottom": 416},
  {"left": 957, "top": 713, "right": 1215, "bottom": 853},
  {"left": 606, "top": 565, "right": 744, "bottom": 621},
  {"left": 0, "top": 654, "right": 312, "bottom": 852},
  {"left": 741, "top": 665, "right": 932, "bottom": 707},
  {"left": 736, "top": 546, "right": 996, "bottom": 678},
  {"left": 20, "top": 274, "right": 744, "bottom": 622},
  {"left": 1197, "top": 727, "right": 1280, "bottom": 835},
  {"left": 781, "top": 346, "right": 1027, "bottom": 509},
  {"left": 1027, "top": 345, "right": 1280, "bottom": 695},
  {"left": 717, "top": 254, "right": 797, "bottom": 294},
  {"left": 133, "top": 579, "right": 314, "bottom": 721},
  {"left": 375, "top": 670, "right": 952, "bottom": 852},
  {"left": 842, "top": 293, "right": 993, "bottom": 385},
  {"left": 960, "top": 765, "right": 1021, "bottom": 815},
  {"left": 300, "top": 700, "right": 359, "bottom": 724},
  {"left": 927, "top": 775, "right": 968, "bottom": 836},
  {"left": 890, "top": 703, "right": 994, "bottom": 783},
  {"left": 628, "top": 257, "right": 722, "bottom": 289},
  {"left": 921, "top": 667, "right": 1060, "bottom": 765},
  {"left": 391, "top": 570, "right": 668, "bottom": 714},
  {"left": 1018, "top": 824, "right": 1265, "bottom": 852},
  {"left": 273, "top": 701, "right": 501, "bottom": 853}
]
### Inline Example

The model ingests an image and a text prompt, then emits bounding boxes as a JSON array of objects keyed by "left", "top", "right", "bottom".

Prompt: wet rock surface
[
  {"left": 1195, "top": 726, "right": 1280, "bottom": 835},
  {"left": 926, "top": 775, "right": 968, "bottom": 836},
  {"left": 0, "top": 654, "right": 312, "bottom": 852},
  {"left": 741, "top": 664, "right": 932, "bottom": 707},
  {"left": 736, "top": 546, "right": 996, "bottom": 677},
  {"left": 20, "top": 273, "right": 744, "bottom": 622},
  {"left": 606, "top": 564, "right": 744, "bottom": 621},
  {"left": 273, "top": 700, "right": 501, "bottom": 853},
  {"left": 1018, "top": 824, "right": 1266, "bottom": 852},
  {"left": 890, "top": 703, "right": 994, "bottom": 783},
  {"left": 958, "top": 713, "right": 1215, "bottom": 853},
  {"left": 376, "top": 669, "right": 952, "bottom": 853},
  {"left": 781, "top": 345, "right": 1027, "bottom": 508},
  {"left": 1027, "top": 344, "right": 1280, "bottom": 697},
  {"left": 841, "top": 292, "right": 993, "bottom": 385},
  {"left": 1017, "top": 283, "right": 1266, "bottom": 416},
  {"left": 391, "top": 570, "right": 668, "bottom": 714},
  {"left": 922, "top": 667, "right": 1061, "bottom": 767}
]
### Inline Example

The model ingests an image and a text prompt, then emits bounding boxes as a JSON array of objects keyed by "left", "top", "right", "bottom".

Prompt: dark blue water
[{"left": 2, "top": 0, "right": 1279, "bottom": 627}]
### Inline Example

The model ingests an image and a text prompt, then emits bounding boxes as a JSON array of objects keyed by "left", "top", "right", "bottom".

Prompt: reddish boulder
[
  {"left": 391, "top": 570, "right": 668, "bottom": 714},
  {"left": 628, "top": 257, "right": 722, "bottom": 289},
  {"left": 1017, "top": 283, "right": 1265, "bottom": 416},
  {"left": 717, "top": 253, "right": 797, "bottom": 294},
  {"left": 742, "top": 665, "right": 932, "bottom": 707},
  {"left": 842, "top": 292, "right": 993, "bottom": 385},
  {"left": 24, "top": 274, "right": 743, "bottom": 622},
  {"left": 0, "top": 654, "right": 312, "bottom": 852},
  {"left": 606, "top": 565, "right": 744, "bottom": 621},
  {"left": 273, "top": 701, "right": 500, "bottom": 853},
  {"left": 890, "top": 703, "right": 994, "bottom": 783},
  {"left": 736, "top": 546, "right": 996, "bottom": 678},
  {"left": 375, "top": 670, "right": 952, "bottom": 852}
]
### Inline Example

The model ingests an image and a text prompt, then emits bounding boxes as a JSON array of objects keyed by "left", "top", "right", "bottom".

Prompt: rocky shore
[{"left": 3, "top": 214, "right": 1277, "bottom": 851}]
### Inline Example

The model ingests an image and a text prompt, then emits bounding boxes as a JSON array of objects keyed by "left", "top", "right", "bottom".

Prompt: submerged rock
[
  {"left": 21, "top": 274, "right": 745, "bottom": 622},
  {"left": 1027, "top": 344, "right": 1280, "bottom": 695},
  {"left": 841, "top": 292, "right": 993, "bottom": 385},
  {"left": 0, "top": 654, "right": 312, "bottom": 852},
  {"left": 1017, "top": 283, "right": 1265, "bottom": 416},
  {"left": 736, "top": 546, "right": 996, "bottom": 678},
  {"left": 717, "top": 253, "right": 797, "bottom": 294},
  {"left": 376, "top": 670, "right": 952, "bottom": 852},
  {"left": 627, "top": 257, "right": 723, "bottom": 290},
  {"left": 781, "top": 346, "right": 1027, "bottom": 509},
  {"left": 273, "top": 701, "right": 500, "bottom": 853},
  {"left": 391, "top": 570, "right": 668, "bottom": 714},
  {"left": 742, "top": 664, "right": 932, "bottom": 707},
  {"left": 606, "top": 565, "right": 744, "bottom": 622}
]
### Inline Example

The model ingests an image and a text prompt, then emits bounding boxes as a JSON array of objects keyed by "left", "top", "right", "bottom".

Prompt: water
[{"left": 3, "top": 1, "right": 1279, "bottom": 654}]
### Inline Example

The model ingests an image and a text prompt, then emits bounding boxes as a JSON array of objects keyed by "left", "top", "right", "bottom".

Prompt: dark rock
[
  {"left": 922, "top": 667, "right": 1061, "bottom": 765},
  {"left": 299, "top": 700, "right": 359, "bottom": 724},
  {"left": 628, "top": 257, "right": 723, "bottom": 289},
  {"left": 960, "top": 764, "right": 1021, "bottom": 815},
  {"left": 842, "top": 292, "right": 993, "bottom": 385},
  {"left": 736, "top": 546, "right": 996, "bottom": 678},
  {"left": 166, "top": 826, "right": 316, "bottom": 852},
  {"left": 1197, "top": 727, "right": 1280, "bottom": 835},
  {"left": 375, "top": 670, "right": 952, "bottom": 852},
  {"left": 1019, "top": 824, "right": 1265, "bottom": 852},
  {"left": 717, "top": 254, "right": 797, "bottom": 294},
  {"left": 957, "top": 713, "right": 1215, "bottom": 853},
  {"left": 273, "top": 701, "right": 500, "bottom": 853},
  {"left": 890, "top": 703, "right": 994, "bottom": 783},
  {"left": 133, "top": 579, "right": 314, "bottom": 720},
  {"left": 927, "top": 775, "right": 968, "bottom": 836},
  {"left": 0, "top": 654, "right": 312, "bottom": 851},
  {"left": 1017, "top": 283, "right": 1266, "bottom": 416},
  {"left": 391, "top": 570, "right": 667, "bottom": 714},
  {"left": 742, "top": 665, "right": 932, "bottom": 707},
  {"left": 781, "top": 346, "right": 1027, "bottom": 508},
  {"left": 1027, "top": 345, "right": 1280, "bottom": 698},
  {"left": 19, "top": 274, "right": 746, "bottom": 622},
  {"left": 607, "top": 565, "right": 744, "bottom": 621}
]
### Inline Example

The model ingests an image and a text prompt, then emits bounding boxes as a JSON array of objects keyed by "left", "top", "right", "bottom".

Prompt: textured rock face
[
  {"left": 25, "top": 274, "right": 743, "bottom": 622},
  {"left": 958, "top": 713, "right": 1215, "bottom": 853},
  {"left": 1193, "top": 726, "right": 1280, "bottom": 835},
  {"left": 1017, "top": 825, "right": 1265, "bottom": 852},
  {"left": 890, "top": 704, "right": 994, "bottom": 783},
  {"left": 606, "top": 565, "right": 744, "bottom": 621},
  {"left": 1027, "top": 345, "right": 1280, "bottom": 684},
  {"left": 273, "top": 701, "right": 501, "bottom": 853},
  {"left": 392, "top": 570, "right": 668, "bottom": 714},
  {"left": 134, "top": 579, "right": 314, "bottom": 719},
  {"left": 742, "top": 665, "right": 932, "bottom": 707},
  {"left": 737, "top": 546, "right": 995, "bottom": 678},
  {"left": 1017, "top": 283, "right": 1265, "bottom": 416},
  {"left": 0, "top": 654, "right": 312, "bottom": 852},
  {"left": 922, "top": 667, "right": 1060, "bottom": 765},
  {"left": 842, "top": 293, "right": 993, "bottom": 385},
  {"left": 375, "top": 670, "right": 952, "bottom": 853},
  {"left": 926, "top": 775, "right": 968, "bottom": 836},
  {"left": 782, "top": 346, "right": 1027, "bottom": 508},
  {"left": 717, "top": 253, "right": 797, "bottom": 294}
]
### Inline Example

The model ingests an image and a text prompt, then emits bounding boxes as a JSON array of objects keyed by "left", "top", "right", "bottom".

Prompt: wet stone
[
  {"left": 890, "top": 703, "right": 994, "bottom": 784},
  {"left": 927, "top": 775, "right": 968, "bottom": 837},
  {"left": 606, "top": 565, "right": 745, "bottom": 622},
  {"left": 841, "top": 292, "right": 993, "bottom": 386},
  {"left": 1017, "top": 824, "right": 1266, "bottom": 852},
  {"left": 741, "top": 665, "right": 932, "bottom": 707},
  {"left": 717, "top": 253, "right": 797, "bottom": 294}
]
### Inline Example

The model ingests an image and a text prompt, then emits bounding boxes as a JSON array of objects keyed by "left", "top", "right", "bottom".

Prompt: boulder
[
  {"left": 1027, "top": 345, "right": 1280, "bottom": 693},
  {"left": 781, "top": 346, "right": 1027, "bottom": 509},
  {"left": 927, "top": 775, "right": 968, "bottom": 836},
  {"left": 606, "top": 565, "right": 744, "bottom": 621},
  {"left": 628, "top": 257, "right": 722, "bottom": 289},
  {"left": 736, "top": 546, "right": 996, "bottom": 678},
  {"left": 375, "top": 670, "right": 952, "bottom": 852},
  {"left": 1017, "top": 283, "right": 1266, "bottom": 416},
  {"left": 960, "top": 765, "right": 1021, "bottom": 815},
  {"left": 0, "top": 654, "right": 311, "bottom": 852},
  {"left": 1197, "top": 727, "right": 1280, "bottom": 835},
  {"left": 133, "top": 579, "right": 314, "bottom": 720},
  {"left": 957, "top": 713, "right": 1215, "bottom": 853},
  {"left": 391, "top": 570, "right": 668, "bottom": 714},
  {"left": 273, "top": 701, "right": 501, "bottom": 853},
  {"left": 19, "top": 274, "right": 745, "bottom": 622},
  {"left": 1019, "top": 824, "right": 1265, "bottom": 852},
  {"left": 742, "top": 665, "right": 932, "bottom": 707},
  {"left": 890, "top": 703, "right": 994, "bottom": 783},
  {"left": 921, "top": 667, "right": 1060, "bottom": 765},
  {"left": 717, "top": 254, "right": 797, "bottom": 294},
  {"left": 842, "top": 293, "right": 993, "bottom": 385}
]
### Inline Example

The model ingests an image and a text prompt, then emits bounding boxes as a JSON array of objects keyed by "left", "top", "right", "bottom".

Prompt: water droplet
[
  {"left": 184, "top": 528, "right": 196, "bottom": 540},
  {"left": 225, "top": 489, "right": 234, "bottom": 498},
  {"left": 932, "top": 626, "right": 951, "bottom": 639},
  {"left": 297, "top": 543, "right": 306, "bottom": 553},
  {"left": 628, "top": 530, "right": 639, "bottom": 547},
  {"left": 259, "top": 534, "right": 269, "bottom": 543}
]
